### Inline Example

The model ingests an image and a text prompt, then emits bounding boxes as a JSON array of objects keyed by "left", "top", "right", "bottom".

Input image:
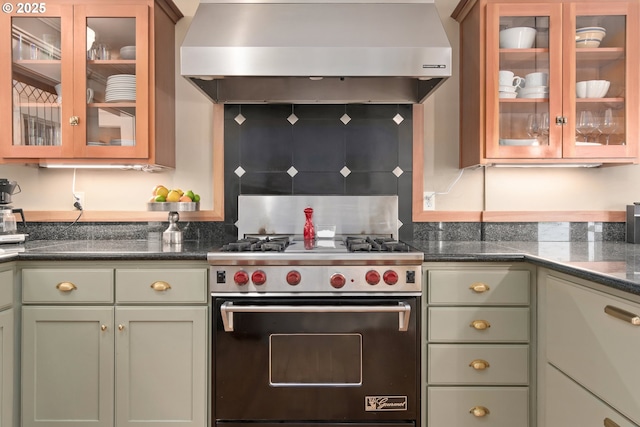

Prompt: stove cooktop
[{"left": 220, "top": 235, "right": 412, "bottom": 253}]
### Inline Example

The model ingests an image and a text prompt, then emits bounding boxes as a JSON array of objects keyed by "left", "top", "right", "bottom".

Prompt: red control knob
[
  {"left": 286, "top": 270, "right": 301, "bottom": 286},
  {"left": 251, "top": 270, "right": 267, "bottom": 286},
  {"left": 233, "top": 271, "right": 249, "bottom": 286},
  {"left": 330, "top": 273, "right": 346, "bottom": 289},
  {"left": 365, "top": 270, "right": 381, "bottom": 285},
  {"left": 383, "top": 270, "right": 399, "bottom": 285}
]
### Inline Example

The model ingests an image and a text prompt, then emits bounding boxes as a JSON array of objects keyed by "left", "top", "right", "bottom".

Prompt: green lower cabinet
[
  {"left": 22, "top": 306, "right": 207, "bottom": 427},
  {"left": 0, "top": 308, "right": 14, "bottom": 427},
  {"left": 22, "top": 306, "right": 115, "bottom": 427},
  {"left": 114, "top": 307, "right": 207, "bottom": 427}
]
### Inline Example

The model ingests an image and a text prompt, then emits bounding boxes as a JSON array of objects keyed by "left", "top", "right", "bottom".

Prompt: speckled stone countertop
[{"left": 2, "top": 239, "right": 640, "bottom": 299}]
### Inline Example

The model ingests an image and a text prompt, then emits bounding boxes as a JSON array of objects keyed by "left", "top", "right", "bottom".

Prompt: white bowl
[
  {"left": 119, "top": 46, "right": 136, "bottom": 60},
  {"left": 499, "top": 85, "right": 517, "bottom": 92},
  {"left": 576, "top": 80, "right": 610, "bottom": 98},
  {"left": 499, "top": 27, "right": 537, "bottom": 49}
]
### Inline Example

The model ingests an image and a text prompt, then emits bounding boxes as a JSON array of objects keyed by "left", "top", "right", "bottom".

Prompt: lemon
[
  {"left": 153, "top": 185, "right": 169, "bottom": 198},
  {"left": 174, "top": 189, "right": 184, "bottom": 197},
  {"left": 166, "top": 190, "right": 181, "bottom": 202}
]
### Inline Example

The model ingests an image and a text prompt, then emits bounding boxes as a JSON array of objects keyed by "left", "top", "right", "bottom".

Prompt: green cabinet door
[
  {"left": 0, "top": 308, "right": 13, "bottom": 427},
  {"left": 22, "top": 307, "right": 114, "bottom": 427},
  {"left": 115, "top": 306, "right": 207, "bottom": 427}
]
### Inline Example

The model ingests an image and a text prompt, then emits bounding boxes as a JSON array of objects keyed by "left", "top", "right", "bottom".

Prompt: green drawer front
[
  {"left": 22, "top": 269, "right": 114, "bottom": 304},
  {"left": 115, "top": 268, "right": 208, "bottom": 303},
  {"left": 429, "top": 307, "right": 530, "bottom": 343},
  {"left": 429, "top": 269, "right": 530, "bottom": 305},
  {"left": 428, "top": 344, "right": 529, "bottom": 385}
]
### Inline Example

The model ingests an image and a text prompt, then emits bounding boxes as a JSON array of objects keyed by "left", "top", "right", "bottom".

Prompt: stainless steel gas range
[{"left": 208, "top": 196, "right": 423, "bottom": 427}]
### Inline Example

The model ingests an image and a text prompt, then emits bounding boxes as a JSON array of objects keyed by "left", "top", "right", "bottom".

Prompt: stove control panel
[{"left": 211, "top": 265, "right": 422, "bottom": 293}]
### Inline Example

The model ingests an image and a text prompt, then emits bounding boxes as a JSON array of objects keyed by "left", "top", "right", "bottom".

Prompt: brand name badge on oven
[{"left": 365, "top": 396, "right": 408, "bottom": 411}]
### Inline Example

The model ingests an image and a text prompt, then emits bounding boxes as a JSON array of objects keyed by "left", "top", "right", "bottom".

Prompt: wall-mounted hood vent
[{"left": 180, "top": 0, "right": 452, "bottom": 104}]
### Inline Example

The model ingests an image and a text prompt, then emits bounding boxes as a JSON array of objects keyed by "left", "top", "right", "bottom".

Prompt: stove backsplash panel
[{"left": 224, "top": 104, "right": 414, "bottom": 242}]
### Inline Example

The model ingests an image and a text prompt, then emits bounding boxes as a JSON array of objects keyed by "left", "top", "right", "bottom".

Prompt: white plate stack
[{"left": 105, "top": 74, "right": 136, "bottom": 102}]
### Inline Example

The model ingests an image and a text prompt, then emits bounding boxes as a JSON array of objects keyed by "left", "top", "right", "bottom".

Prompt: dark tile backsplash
[{"left": 223, "top": 104, "right": 414, "bottom": 241}]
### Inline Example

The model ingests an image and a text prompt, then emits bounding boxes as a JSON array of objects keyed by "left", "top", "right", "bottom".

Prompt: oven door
[{"left": 212, "top": 296, "right": 420, "bottom": 423}]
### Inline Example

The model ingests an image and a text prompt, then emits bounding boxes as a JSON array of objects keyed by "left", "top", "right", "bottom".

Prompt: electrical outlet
[
  {"left": 74, "top": 191, "right": 85, "bottom": 209},
  {"left": 423, "top": 192, "right": 435, "bottom": 210}
]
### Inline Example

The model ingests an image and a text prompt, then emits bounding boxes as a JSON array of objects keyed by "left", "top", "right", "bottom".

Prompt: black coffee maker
[{"left": 0, "top": 179, "right": 26, "bottom": 228}]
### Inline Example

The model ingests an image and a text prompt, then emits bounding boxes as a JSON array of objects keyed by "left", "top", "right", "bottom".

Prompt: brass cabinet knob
[
  {"left": 604, "top": 418, "right": 620, "bottom": 427},
  {"left": 469, "top": 282, "right": 490, "bottom": 293},
  {"left": 118, "top": 324, "right": 125, "bottom": 331},
  {"left": 69, "top": 116, "right": 79, "bottom": 126},
  {"left": 101, "top": 325, "right": 107, "bottom": 331},
  {"left": 56, "top": 282, "right": 77, "bottom": 292},
  {"left": 469, "top": 359, "right": 490, "bottom": 370},
  {"left": 470, "top": 319, "right": 491, "bottom": 330},
  {"left": 469, "top": 406, "right": 490, "bottom": 417},
  {"left": 150, "top": 281, "right": 171, "bottom": 292}
]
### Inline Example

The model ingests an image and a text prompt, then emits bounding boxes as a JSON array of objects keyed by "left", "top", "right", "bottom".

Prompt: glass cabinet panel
[
  {"left": 11, "top": 16, "right": 62, "bottom": 148},
  {"left": 85, "top": 17, "right": 137, "bottom": 149},
  {"left": 498, "top": 15, "right": 550, "bottom": 146},
  {"left": 573, "top": 14, "right": 626, "bottom": 148}
]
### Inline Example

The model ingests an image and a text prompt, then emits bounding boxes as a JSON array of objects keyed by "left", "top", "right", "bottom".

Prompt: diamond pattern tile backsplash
[{"left": 224, "top": 104, "right": 414, "bottom": 241}]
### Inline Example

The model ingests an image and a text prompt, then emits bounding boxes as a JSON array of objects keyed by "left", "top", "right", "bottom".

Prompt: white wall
[{"left": 2, "top": 0, "right": 639, "bottom": 215}]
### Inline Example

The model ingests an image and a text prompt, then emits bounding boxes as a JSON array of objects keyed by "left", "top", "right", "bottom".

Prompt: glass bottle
[{"left": 303, "top": 207, "right": 315, "bottom": 241}]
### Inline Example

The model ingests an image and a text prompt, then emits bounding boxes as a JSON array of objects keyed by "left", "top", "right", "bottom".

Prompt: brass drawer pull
[
  {"left": 56, "top": 282, "right": 77, "bottom": 292},
  {"left": 118, "top": 324, "right": 125, "bottom": 331},
  {"left": 604, "top": 305, "right": 640, "bottom": 326},
  {"left": 469, "top": 406, "right": 490, "bottom": 417},
  {"left": 101, "top": 325, "right": 107, "bottom": 331},
  {"left": 470, "top": 319, "right": 491, "bottom": 330},
  {"left": 150, "top": 281, "right": 171, "bottom": 292},
  {"left": 469, "top": 359, "right": 490, "bottom": 370},
  {"left": 69, "top": 116, "right": 79, "bottom": 126},
  {"left": 469, "top": 282, "right": 490, "bottom": 293},
  {"left": 604, "top": 418, "right": 620, "bottom": 427}
]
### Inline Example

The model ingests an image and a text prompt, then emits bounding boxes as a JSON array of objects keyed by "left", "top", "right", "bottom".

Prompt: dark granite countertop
[{"left": 1, "top": 239, "right": 640, "bottom": 299}]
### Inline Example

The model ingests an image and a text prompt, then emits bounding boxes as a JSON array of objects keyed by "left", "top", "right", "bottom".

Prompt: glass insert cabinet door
[
  {"left": 563, "top": 2, "right": 638, "bottom": 161},
  {"left": 1, "top": 3, "right": 148, "bottom": 159},
  {"left": 486, "top": 3, "right": 563, "bottom": 160}
]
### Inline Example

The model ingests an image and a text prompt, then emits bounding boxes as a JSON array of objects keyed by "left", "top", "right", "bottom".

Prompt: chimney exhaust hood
[{"left": 180, "top": 0, "right": 452, "bottom": 104}]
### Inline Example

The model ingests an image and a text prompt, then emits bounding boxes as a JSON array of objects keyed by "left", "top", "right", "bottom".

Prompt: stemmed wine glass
[
  {"left": 575, "top": 110, "right": 597, "bottom": 143},
  {"left": 539, "top": 112, "right": 550, "bottom": 145},
  {"left": 526, "top": 114, "right": 541, "bottom": 145},
  {"left": 597, "top": 108, "right": 618, "bottom": 145}
]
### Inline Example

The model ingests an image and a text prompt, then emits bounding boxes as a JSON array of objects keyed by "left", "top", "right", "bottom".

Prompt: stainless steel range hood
[{"left": 180, "top": 0, "right": 452, "bottom": 104}]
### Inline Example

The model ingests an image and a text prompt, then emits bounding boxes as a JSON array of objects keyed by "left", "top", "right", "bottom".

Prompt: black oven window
[{"left": 269, "top": 333, "right": 362, "bottom": 386}]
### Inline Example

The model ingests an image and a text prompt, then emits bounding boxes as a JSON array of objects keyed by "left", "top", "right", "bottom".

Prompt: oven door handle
[{"left": 220, "top": 302, "right": 412, "bottom": 332}]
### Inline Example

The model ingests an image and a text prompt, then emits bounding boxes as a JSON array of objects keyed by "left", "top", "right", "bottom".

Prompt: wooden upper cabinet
[
  {"left": 0, "top": 0, "right": 182, "bottom": 167},
  {"left": 453, "top": 0, "right": 639, "bottom": 166}
]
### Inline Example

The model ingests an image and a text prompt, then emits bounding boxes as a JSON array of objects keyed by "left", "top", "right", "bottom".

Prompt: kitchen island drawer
[
  {"left": 429, "top": 269, "right": 530, "bottom": 305},
  {"left": 428, "top": 386, "right": 528, "bottom": 426},
  {"left": 546, "top": 363, "right": 637, "bottom": 427},
  {"left": 546, "top": 275, "right": 640, "bottom": 424},
  {"left": 22, "top": 268, "right": 114, "bottom": 303},
  {"left": 429, "top": 307, "right": 530, "bottom": 342},
  {"left": 115, "top": 268, "right": 208, "bottom": 303},
  {"left": 428, "top": 344, "right": 529, "bottom": 385}
]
